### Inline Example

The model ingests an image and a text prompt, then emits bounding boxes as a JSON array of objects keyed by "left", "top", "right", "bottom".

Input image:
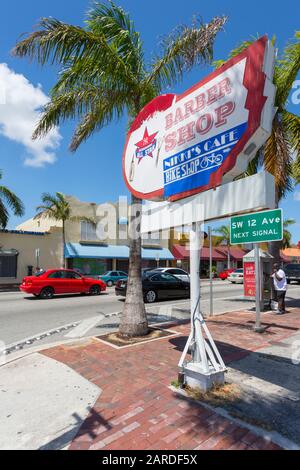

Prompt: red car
[
  {"left": 20, "top": 269, "right": 106, "bottom": 299},
  {"left": 219, "top": 268, "right": 235, "bottom": 280}
]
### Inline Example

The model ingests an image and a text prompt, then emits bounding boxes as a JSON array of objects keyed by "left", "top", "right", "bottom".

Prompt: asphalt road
[{"left": 1, "top": 281, "right": 300, "bottom": 354}]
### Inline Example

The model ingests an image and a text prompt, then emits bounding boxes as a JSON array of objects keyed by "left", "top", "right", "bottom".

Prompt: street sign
[
  {"left": 230, "top": 208, "right": 283, "bottom": 244},
  {"left": 123, "top": 36, "right": 275, "bottom": 202}
]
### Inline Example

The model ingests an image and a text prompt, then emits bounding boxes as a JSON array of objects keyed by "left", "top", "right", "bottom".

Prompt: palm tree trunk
[
  {"left": 62, "top": 220, "right": 66, "bottom": 269},
  {"left": 119, "top": 194, "right": 148, "bottom": 337}
]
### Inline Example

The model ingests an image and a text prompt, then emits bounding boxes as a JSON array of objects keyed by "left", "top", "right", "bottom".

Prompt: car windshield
[
  {"left": 102, "top": 272, "right": 111, "bottom": 276},
  {"left": 234, "top": 269, "right": 243, "bottom": 273}
]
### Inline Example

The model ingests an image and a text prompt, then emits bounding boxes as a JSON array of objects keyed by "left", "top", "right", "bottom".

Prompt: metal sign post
[
  {"left": 254, "top": 243, "right": 264, "bottom": 332},
  {"left": 208, "top": 226, "right": 213, "bottom": 317},
  {"left": 35, "top": 248, "right": 40, "bottom": 270}
]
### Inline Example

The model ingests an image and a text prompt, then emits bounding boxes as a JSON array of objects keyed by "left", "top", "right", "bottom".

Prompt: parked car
[
  {"left": 149, "top": 267, "right": 190, "bottom": 282},
  {"left": 99, "top": 270, "right": 128, "bottom": 287},
  {"left": 115, "top": 271, "right": 190, "bottom": 303},
  {"left": 227, "top": 268, "right": 244, "bottom": 284},
  {"left": 20, "top": 269, "right": 107, "bottom": 298},
  {"left": 284, "top": 263, "right": 300, "bottom": 284},
  {"left": 219, "top": 268, "right": 235, "bottom": 280}
]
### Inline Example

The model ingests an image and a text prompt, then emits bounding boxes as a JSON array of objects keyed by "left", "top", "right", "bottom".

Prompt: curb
[{"left": 170, "top": 385, "right": 300, "bottom": 450}]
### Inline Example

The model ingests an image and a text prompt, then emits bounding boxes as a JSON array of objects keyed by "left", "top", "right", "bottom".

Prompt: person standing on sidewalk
[{"left": 271, "top": 263, "right": 287, "bottom": 314}]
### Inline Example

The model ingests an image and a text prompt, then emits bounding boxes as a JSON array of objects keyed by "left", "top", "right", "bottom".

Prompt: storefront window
[
  {"left": 80, "top": 221, "right": 98, "bottom": 241},
  {"left": 0, "top": 250, "right": 18, "bottom": 278},
  {"left": 72, "top": 258, "right": 112, "bottom": 275}
]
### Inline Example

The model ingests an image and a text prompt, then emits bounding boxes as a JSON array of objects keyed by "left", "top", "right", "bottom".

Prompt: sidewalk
[
  {"left": 35, "top": 307, "right": 300, "bottom": 450},
  {"left": 1, "top": 307, "right": 300, "bottom": 449}
]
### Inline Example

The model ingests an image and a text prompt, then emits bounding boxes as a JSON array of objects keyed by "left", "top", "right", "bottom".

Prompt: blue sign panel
[{"left": 163, "top": 122, "right": 248, "bottom": 197}]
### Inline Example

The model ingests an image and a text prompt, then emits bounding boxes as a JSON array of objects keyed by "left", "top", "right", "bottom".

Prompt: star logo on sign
[{"left": 134, "top": 127, "right": 158, "bottom": 162}]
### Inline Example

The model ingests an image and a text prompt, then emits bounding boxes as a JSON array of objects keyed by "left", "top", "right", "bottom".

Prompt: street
[{"left": 1, "top": 281, "right": 300, "bottom": 355}]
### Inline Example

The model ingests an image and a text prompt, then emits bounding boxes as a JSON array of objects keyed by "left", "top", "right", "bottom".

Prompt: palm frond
[
  {"left": 86, "top": 1, "right": 144, "bottom": 78},
  {"left": 69, "top": 92, "right": 127, "bottom": 151},
  {"left": 34, "top": 207, "right": 57, "bottom": 219},
  {"left": 213, "top": 38, "right": 255, "bottom": 69},
  {"left": 33, "top": 86, "right": 101, "bottom": 139},
  {"left": 276, "top": 31, "right": 300, "bottom": 108},
  {"left": 214, "top": 225, "right": 230, "bottom": 240},
  {"left": 0, "top": 186, "right": 24, "bottom": 216},
  {"left": 282, "top": 110, "right": 300, "bottom": 155},
  {"left": 12, "top": 17, "right": 137, "bottom": 89},
  {"left": 264, "top": 115, "right": 293, "bottom": 199},
  {"left": 0, "top": 200, "right": 9, "bottom": 229},
  {"left": 283, "top": 218, "right": 296, "bottom": 227},
  {"left": 146, "top": 16, "right": 227, "bottom": 92},
  {"left": 213, "top": 35, "right": 277, "bottom": 69}
]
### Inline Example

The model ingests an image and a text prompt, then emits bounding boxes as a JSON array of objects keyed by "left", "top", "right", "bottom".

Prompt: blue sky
[{"left": 0, "top": 0, "right": 299, "bottom": 242}]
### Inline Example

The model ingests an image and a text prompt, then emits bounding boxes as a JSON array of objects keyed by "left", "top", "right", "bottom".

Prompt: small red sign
[{"left": 244, "top": 261, "right": 256, "bottom": 297}]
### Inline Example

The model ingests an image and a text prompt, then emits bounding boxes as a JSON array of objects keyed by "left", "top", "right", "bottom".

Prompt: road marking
[{"left": 64, "top": 314, "right": 105, "bottom": 338}]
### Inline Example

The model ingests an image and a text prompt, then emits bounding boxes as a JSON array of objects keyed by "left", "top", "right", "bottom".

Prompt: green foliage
[
  {"left": 214, "top": 32, "right": 300, "bottom": 201},
  {"left": 0, "top": 170, "right": 24, "bottom": 229},
  {"left": 282, "top": 218, "right": 296, "bottom": 248},
  {"left": 13, "top": 1, "right": 226, "bottom": 151},
  {"left": 35, "top": 191, "right": 94, "bottom": 225},
  {"left": 214, "top": 225, "right": 230, "bottom": 243}
]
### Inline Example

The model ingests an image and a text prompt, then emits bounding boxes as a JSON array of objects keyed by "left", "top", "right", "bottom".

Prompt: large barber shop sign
[{"left": 123, "top": 36, "right": 275, "bottom": 201}]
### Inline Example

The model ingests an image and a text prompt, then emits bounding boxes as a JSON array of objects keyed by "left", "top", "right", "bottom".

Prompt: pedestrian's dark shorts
[{"left": 274, "top": 290, "right": 286, "bottom": 301}]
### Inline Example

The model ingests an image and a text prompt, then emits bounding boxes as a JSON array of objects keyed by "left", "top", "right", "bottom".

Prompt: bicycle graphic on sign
[{"left": 199, "top": 153, "right": 223, "bottom": 169}]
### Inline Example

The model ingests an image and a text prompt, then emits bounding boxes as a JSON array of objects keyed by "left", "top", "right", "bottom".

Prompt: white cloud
[
  {"left": 294, "top": 191, "right": 300, "bottom": 201},
  {"left": 0, "top": 63, "right": 61, "bottom": 167}
]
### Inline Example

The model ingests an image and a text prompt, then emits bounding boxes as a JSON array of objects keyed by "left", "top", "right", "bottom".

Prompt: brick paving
[{"left": 42, "top": 308, "right": 300, "bottom": 450}]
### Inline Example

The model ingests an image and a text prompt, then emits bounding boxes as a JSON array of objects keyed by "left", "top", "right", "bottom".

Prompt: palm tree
[
  {"left": 35, "top": 192, "right": 93, "bottom": 268},
  {"left": 0, "top": 170, "right": 24, "bottom": 228},
  {"left": 282, "top": 218, "right": 296, "bottom": 249},
  {"left": 13, "top": 1, "right": 226, "bottom": 336},
  {"left": 213, "top": 32, "right": 300, "bottom": 262},
  {"left": 214, "top": 225, "right": 231, "bottom": 268}
]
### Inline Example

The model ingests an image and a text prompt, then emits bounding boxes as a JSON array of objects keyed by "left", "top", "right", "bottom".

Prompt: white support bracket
[{"left": 178, "top": 221, "right": 226, "bottom": 392}]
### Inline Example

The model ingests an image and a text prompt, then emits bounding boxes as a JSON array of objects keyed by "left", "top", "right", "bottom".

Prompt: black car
[
  {"left": 115, "top": 271, "right": 190, "bottom": 303},
  {"left": 284, "top": 263, "right": 300, "bottom": 284}
]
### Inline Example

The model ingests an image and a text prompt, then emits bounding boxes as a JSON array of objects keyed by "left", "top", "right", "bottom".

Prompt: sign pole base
[{"left": 178, "top": 222, "right": 226, "bottom": 392}]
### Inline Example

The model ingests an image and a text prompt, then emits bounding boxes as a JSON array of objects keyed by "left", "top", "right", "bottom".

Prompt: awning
[
  {"left": 65, "top": 243, "right": 174, "bottom": 260},
  {"left": 214, "top": 246, "right": 247, "bottom": 260},
  {"left": 172, "top": 244, "right": 226, "bottom": 261}
]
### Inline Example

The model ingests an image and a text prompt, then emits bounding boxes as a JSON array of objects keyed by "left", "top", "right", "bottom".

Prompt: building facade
[
  {"left": 0, "top": 228, "right": 62, "bottom": 286},
  {"left": 12, "top": 196, "right": 174, "bottom": 281}
]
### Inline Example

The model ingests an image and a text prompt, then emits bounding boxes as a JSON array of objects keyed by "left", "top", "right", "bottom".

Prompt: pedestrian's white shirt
[{"left": 272, "top": 269, "right": 287, "bottom": 291}]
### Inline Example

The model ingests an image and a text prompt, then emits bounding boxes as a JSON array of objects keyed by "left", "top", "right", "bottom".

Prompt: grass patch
[
  {"left": 96, "top": 327, "right": 174, "bottom": 348},
  {"left": 172, "top": 380, "right": 241, "bottom": 406}
]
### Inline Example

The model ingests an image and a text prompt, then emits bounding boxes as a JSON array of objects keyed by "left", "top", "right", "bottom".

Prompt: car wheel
[
  {"left": 107, "top": 280, "right": 113, "bottom": 287},
  {"left": 89, "top": 285, "right": 101, "bottom": 295},
  {"left": 39, "top": 287, "right": 54, "bottom": 299},
  {"left": 145, "top": 290, "right": 157, "bottom": 303}
]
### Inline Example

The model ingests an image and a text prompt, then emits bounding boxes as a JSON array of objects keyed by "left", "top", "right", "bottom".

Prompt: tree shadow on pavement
[{"left": 39, "top": 407, "right": 112, "bottom": 450}]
